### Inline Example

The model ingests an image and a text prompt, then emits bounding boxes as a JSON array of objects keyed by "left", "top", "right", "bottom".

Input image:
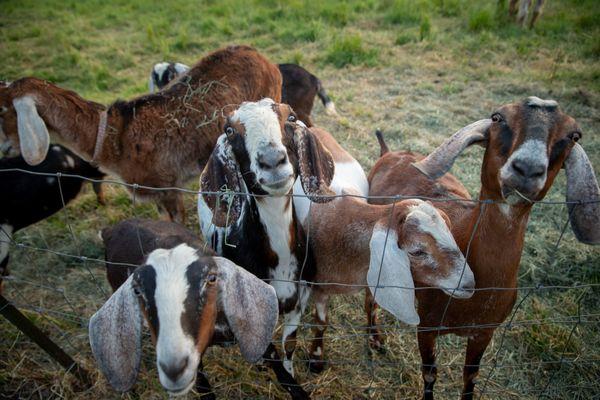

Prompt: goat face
[
  {"left": 399, "top": 200, "right": 475, "bottom": 298},
  {"left": 487, "top": 97, "right": 580, "bottom": 204},
  {"left": 200, "top": 98, "right": 335, "bottom": 229},
  {"left": 368, "top": 199, "right": 475, "bottom": 326},
  {"left": 89, "top": 244, "right": 278, "bottom": 395},
  {"left": 413, "top": 97, "right": 599, "bottom": 244},
  {"left": 224, "top": 98, "right": 298, "bottom": 196}
]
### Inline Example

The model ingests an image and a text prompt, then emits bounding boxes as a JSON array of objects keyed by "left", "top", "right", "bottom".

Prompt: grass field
[{"left": 1, "top": 0, "right": 599, "bottom": 398}]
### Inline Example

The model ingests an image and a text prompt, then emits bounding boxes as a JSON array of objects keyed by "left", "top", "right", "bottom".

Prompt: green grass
[{"left": 1, "top": 0, "right": 599, "bottom": 398}]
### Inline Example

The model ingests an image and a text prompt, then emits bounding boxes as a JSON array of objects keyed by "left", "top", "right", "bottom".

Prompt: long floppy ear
[
  {"left": 289, "top": 122, "right": 335, "bottom": 203},
  {"left": 199, "top": 134, "right": 246, "bottom": 227},
  {"left": 367, "top": 224, "right": 420, "bottom": 326},
  {"left": 564, "top": 143, "right": 600, "bottom": 245},
  {"left": 215, "top": 256, "right": 278, "bottom": 362},
  {"left": 412, "top": 119, "right": 492, "bottom": 180},
  {"left": 89, "top": 275, "right": 143, "bottom": 392},
  {"left": 13, "top": 96, "right": 50, "bottom": 165}
]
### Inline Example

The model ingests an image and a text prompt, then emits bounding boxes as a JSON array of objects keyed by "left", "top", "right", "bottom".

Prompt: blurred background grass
[{"left": 0, "top": 0, "right": 599, "bottom": 398}]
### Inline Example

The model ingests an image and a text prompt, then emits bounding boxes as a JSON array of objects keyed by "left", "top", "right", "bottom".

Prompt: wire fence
[{"left": 0, "top": 168, "right": 598, "bottom": 399}]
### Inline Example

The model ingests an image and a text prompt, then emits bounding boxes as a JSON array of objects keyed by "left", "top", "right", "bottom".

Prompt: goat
[
  {"left": 368, "top": 97, "right": 599, "bottom": 399},
  {"left": 290, "top": 127, "right": 474, "bottom": 372},
  {"left": 93, "top": 218, "right": 279, "bottom": 397},
  {"left": 0, "top": 45, "right": 282, "bottom": 222},
  {"left": 198, "top": 98, "right": 336, "bottom": 398},
  {"left": 0, "top": 144, "right": 105, "bottom": 292},
  {"left": 508, "top": 0, "right": 545, "bottom": 28},
  {"left": 149, "top": 61, "right": 337, "bottom": 126},
  {"left": 148, "top": 62, "right": 190, "bottom": 93}
]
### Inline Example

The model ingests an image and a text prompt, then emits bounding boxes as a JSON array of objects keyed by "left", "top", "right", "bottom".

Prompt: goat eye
[
  {"left": 225, "top": 126, "right": 234, "bottom": 136},
  {"left": 491, "top": 113, "right": 503, "bottom": 123},
  {"left": 409, "top": 250, "right": 426, "bottom": 257},
  {"left": 0, "top": 106, "right": 7, "bottom": 114},
  {"left": 207, "top": 274, "right": 217, "bottom": 284},
  {"left": 133, "top": 286, "right": 142, "bottom": 296},
  {"left": 287, "top": 114, "right": 296, "bottom": 122},
  {"left": 569, "top": 132, "right": 581, "bottom": 142}
]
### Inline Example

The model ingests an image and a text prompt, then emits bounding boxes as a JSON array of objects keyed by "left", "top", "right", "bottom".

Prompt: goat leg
[
  {"left": 263, "top": 343, "right": 310, "bottom": 400},
  {"left": 517, "top": 0, "right": 531, "bottom": 26},
  {"left": 365, "top": 290, "right": 385, "bottom": 352},
  {"left": 92, "top": 182, "right": 106, "bottom": 206},
  {"left": 461, "top": 331, "right": 494, "bottom": 400},
  {"left": 308, "top": 292, "right": 328, "bottom": 373},
  {"left": 529, "top": 0, "right": 544, "bottom": 28},
  {"left": 418, "top": 331, "right": 438, "bottom": 400},
  {"left": 508, "top": 0, "right": 519, "bottom": 17}
]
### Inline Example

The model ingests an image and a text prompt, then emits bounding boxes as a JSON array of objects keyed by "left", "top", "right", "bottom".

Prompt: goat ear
[
  {"left": 367, "top": 225, "right": 420, "bottom": 326},
  {"left": 564, "top": 143, "right": 600, "bottom": 245},
  {"left": 13, "top": 96, "right": 50, "bottom": 165},
  {"left": 215, "top": 256, "right": 278, "bottom": 362},
  {"left": 199, "top": 135, "right": 245, "bottom": 227},
  {"left": 412, "top": 119, "right": 492, "bottom": 180},
  {"left": 89, "top": 275, "right": 143, "bottom": 392},
  {"left": 290, "top": 123, "right": 336, "bottom": 203}
]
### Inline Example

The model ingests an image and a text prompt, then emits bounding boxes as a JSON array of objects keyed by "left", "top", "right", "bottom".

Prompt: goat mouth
[
  {"left": 442, "top": 287, "right": 474, "bottom": 299},
  {"left": 262, "top": 177, "right": 293, "bottom": 191},
  {"left": 165, "top": 376, "right": 196, "bottom": 396},
  {"left": 501, "top": 187, "right": 536, "bottom": 206}
]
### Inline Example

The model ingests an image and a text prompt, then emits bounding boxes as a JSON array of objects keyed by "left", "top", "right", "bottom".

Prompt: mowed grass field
[{"left": 1, "top": 0, "right": 599, "bottom": 398}]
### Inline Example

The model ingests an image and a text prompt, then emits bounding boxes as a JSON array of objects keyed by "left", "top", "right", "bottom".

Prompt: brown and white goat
[
  {"left": 149, "top": 61, "right": 337, "bottom": 126},
  {"left": 291, "top": 128, "right": 474, "bottom": 372},
  {"left": 198, "top": 98, "right": 335, "bottom": 398},
  {"left": 93, "top": 218, "right": 279, "bottom": 397},
  {"left": 368, "top": 97, "right": 599, "bottom": 399},
  {"left": 0, "top": 46, "right": 281, "bottom": 222}
]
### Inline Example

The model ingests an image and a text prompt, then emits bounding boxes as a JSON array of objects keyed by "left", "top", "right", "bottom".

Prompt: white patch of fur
[
  {"left": 65, "top": 155, "right": 75, "bottom": 168},
  {"left": 256, "top": 196, "right": 298, "bottom": 303},
  {"left": 282, "top": 307, "right": 302, "bottom": 376},
  {"left": 46, "top": 177, "right": 55, "bottom": 184},
  {"left": 407, "top": 201, "right": 456, "bottom": 251},
  {"left": 51, "top": 145, "right": 61, "bottom": 152},
  {"left": 152, "top": 62, "right": 170, "bottom": 80},
  {"left": 500, "top": 139, "right": 548, "bottom": 189},
  {"left": 324, "top": 101, "right": 337, "bottom": 116},
  {"left": 293, "top": 158, "right": 368, "bottom": 225},
  {"left": 497, "top": 203, "right": 512, "bottom": 219},
  {"left": 312, "top": 347, "right": 322, "bottom": 356},
  {"left": 147, "top": 244, "right": 201, "bottom": 392},
  {"left": 232, "top": 99, "right": 293, "bottom": 188},
  {"left": 0, "top": 224, "right": 13, "bottom": 266},
  {"left": 174, "top": 63, "right": 190, "bottom": 75},
  {"left": 526, "top": 96, "right": 558, "bottom": 108},
  {"left": 315, "top": 299, "right": 327, "bottom": 323}
]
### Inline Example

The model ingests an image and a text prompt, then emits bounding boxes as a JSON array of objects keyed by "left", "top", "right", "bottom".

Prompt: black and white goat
[
  {"left": 0, "top": 145, "right": 104, "bottom": 290},
  {"left": 148, "top": 62, "right": 190, "bottom": 93},
  {"left": 198, "top": 99, "right": 335, "bottom": 396},
  {"left": 93, "top": 218, "right": 279, "bottom": 397},
  {"left": 149, "top": 62, "right": 337, "bottom": 126}
]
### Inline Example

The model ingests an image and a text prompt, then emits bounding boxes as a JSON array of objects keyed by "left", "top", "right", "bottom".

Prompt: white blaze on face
[
  {"left": 231, "top": 98, "right": 293, "bottom": 180},
  {"left": 500, "top": 139, "right": 549, "bottom": 185},
  {"left": 406, "top": 201, "right": 474, "bottom": 295},
  {"left": 147, "top": 244, "right": 201, "bottom": 393}
]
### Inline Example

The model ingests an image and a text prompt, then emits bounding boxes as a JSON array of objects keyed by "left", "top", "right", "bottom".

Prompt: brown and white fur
[
  {"left": 368, "top": 97, "right": 599, "bottom": 399},
  {"left": 0, "top": 46, "right": 281, "bottom": 222},
  {"left": 198, "top": 98, "right": 335, "bottom": 398},
  {"left": 92, "top": 219, "right": 278, "bottom": 397},
  {"left": 149, "top": 61, "right": 337, "bottom": 127},
  {"left": 292, "top": 131, "right": 474, "bottom": 372}
]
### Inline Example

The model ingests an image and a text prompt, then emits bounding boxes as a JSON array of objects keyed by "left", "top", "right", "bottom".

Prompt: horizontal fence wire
[{"left": 0, "top": 169, "right": 598, "bottom": 399}]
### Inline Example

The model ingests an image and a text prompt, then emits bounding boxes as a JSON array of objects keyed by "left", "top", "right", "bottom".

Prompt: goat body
[
  {"left": 0, "top": 145, "right": 104, "bottom": 290},
  {"left": 0, "top": 46, "right": 282, "bottom": 222}
]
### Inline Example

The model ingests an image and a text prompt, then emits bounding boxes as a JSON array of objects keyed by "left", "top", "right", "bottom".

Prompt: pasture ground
[{"left": 1, "top": 0, "right": 599, "bottom": 398}]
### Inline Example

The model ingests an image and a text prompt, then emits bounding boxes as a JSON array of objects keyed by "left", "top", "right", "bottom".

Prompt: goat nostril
[
  {"left": 160, "top": 356, "right": 189, "bottom": 382},
  {"left": 511, "top": 160, "right": 526, "bottom": 177}
]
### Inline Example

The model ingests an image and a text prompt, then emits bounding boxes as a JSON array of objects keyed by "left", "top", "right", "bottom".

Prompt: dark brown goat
[
  {"left": 368, "top": 97, "right": 599, "bottom": 399},
  {"left": 0, "top": 46, "right": 282, "bottom": 222}
]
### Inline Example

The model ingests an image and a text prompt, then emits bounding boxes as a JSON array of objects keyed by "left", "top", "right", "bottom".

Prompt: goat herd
[{"left": 0, "top": 45, "right": 598, "bottom": 399}]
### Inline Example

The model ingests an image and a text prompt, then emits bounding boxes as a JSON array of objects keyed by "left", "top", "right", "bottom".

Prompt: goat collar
[{"left": 91, "top": 109, "right": 108, "bottom": 166}]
